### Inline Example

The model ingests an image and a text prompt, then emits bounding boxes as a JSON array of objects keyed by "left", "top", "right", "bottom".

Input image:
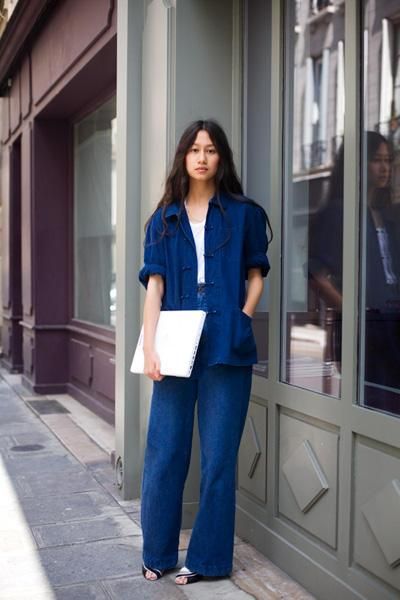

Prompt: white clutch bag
[{"left": 130, "top": 310, "right": 207, "bottom": 378}]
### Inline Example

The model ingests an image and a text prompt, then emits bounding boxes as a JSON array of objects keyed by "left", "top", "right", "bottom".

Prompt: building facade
[
  {"left": 0, "top": 0, "right": 117, "bottom": 421},
  {"left": 1, "top": 1, "right": 400, "bottom": 598}
]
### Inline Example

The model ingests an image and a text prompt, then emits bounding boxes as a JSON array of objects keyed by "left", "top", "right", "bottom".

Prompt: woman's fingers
[{"left": 144, "top": 356, "right": 164, "bottom": 381}]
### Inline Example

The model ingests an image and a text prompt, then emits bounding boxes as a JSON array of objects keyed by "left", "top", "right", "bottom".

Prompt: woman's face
[
  {"left": 368, "top": 142, "right": 391, "bottom": 189},
  {"left": 185, "top": 130, "right": 220, "bottom": 184}
]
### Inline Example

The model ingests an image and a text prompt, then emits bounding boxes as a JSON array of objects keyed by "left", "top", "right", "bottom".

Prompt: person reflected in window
[
  {"left": 363, "top": 131, "right": 400, "bottom": 413},
  {"left": 308, "top": 131, "right": 400, "bottom": 414},
  {"left": 307, "top": 141, "right": 344, "bottom": 375}
]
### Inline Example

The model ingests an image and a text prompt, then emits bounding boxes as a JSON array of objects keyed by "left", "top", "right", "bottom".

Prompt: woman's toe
[{"left": 145, "top": 570, "right": 157, "bottom": 580}]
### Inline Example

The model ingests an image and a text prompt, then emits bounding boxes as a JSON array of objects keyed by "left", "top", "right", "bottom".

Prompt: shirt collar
[{"left": 164, "top": 193, "right": 229, "bottom": 220}]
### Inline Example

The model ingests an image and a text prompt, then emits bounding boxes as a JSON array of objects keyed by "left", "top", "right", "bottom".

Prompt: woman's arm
[
  {"left": 309, "top": 272, "right": 342, "bottom": 311},
  {"left": 242, "top": 268, "right": 264, "bottom": 317},
  {"left": 143, "top": 274, "right": 165, "bottom": 381}
]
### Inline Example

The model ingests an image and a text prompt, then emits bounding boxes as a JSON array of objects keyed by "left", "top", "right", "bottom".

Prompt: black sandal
[
  {"left": 175, "top": 566, "right": 203, "bottom": 585},
  {"left": 142, "top": 563, "right": 164, "bottom": 580}
]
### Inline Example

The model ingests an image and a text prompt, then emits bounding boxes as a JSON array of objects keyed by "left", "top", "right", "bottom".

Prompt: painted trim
[
  {"left": 166, "top": 2, "right": 176, "bottom": 163},
  {"left": 0, "top": 0, "right": 49, "bottom": 93},
  {"left": 231, "top": 0, "right": 243, "bottom": 174},
  {"left": 32, "top": 0, "right": 116, "bottom": 106}
]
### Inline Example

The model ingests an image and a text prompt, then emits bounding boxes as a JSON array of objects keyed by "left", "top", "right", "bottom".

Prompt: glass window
[
  {"left": 281, "top": 0, "right": 345, "bottom": 396},
  {"left": 73, "top": 96, "right": 117, "bottom": 328},
  {"left": 360, "top": 4, "right": 400, "bottom": 417},
  {"left": 243, "top": 0, "right": 272, "bottom": 377}
]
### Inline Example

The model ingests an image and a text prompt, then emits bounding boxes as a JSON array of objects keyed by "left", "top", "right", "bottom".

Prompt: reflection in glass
[
  {"left": 74, "top": 96, "right": 117, "bottom": 328},
  {"left": 361, "top": 1, "right": 400, "bottom": 417},
  {"left": 282, "top": 0, "right": 345, "bottom": 396}
]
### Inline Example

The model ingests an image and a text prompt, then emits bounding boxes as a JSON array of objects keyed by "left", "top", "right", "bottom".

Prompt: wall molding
[{"left": 166, "top": 1, "right": 176, "bottom": 164}]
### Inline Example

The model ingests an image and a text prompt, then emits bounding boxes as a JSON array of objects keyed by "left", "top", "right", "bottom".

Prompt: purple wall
[{"left": 1, "top": 0, "right": 117, "bottom": 423}]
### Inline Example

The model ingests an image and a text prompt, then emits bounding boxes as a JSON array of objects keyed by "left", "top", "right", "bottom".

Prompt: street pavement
[{"left": 0, "top": 371, "right": 315, "bottom": 600}]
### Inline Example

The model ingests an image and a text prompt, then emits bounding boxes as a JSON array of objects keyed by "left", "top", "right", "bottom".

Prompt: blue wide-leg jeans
[{"left": 140, "top": 292, "right": 252, "bottom": 576}]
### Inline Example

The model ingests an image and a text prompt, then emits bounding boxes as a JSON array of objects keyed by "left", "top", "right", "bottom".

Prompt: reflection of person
[
  {"left": 308, "top": 131, "right": 400, "bottom": 412},
  {"left": 363, "top": 132, "right": 400, "bottom": 411},
  {"left": 138, "top": 120, "right": 271, "bottom": 585},
  {"left": 307, "top": 142, "right": 344, "bottom": 371}
]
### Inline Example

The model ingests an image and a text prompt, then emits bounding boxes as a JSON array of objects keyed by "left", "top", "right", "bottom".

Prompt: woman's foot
[
  {"left": 142, "top": 563, "right": 164, "bottom": 580},
  {"left": 175, "top": 566, "right": 203, "bottom": 585}
]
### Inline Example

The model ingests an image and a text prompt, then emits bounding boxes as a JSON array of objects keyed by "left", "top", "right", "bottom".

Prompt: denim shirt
[{"left": 138, "top": 192, "right": 270, "bottom": 366}]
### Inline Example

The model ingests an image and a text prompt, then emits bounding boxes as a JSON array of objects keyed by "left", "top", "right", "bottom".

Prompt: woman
[
  {"left": 138, "top": 119, "right": 271, "bottom": 585},
  {"left": 363, "top": 131, "right": 400, "bottom": 413},
  {"left": 308, "top": 131, "right": 400, "bottom": 412}
]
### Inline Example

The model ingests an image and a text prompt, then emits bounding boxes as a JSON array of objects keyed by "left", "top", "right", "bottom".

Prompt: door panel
[
  {"left": 278, "top": 410, "right": 339, "bottom": 548},
  {"left": 239, "top": 399, "right": 267, "bottom": 503}
]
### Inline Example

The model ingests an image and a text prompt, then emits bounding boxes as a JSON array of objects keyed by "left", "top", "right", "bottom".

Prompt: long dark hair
[
  {"left": 366, "top": 130, "right": 392, "bottom": 209},
  {"left": 326, "top": 130, "right": 392, "bottom": 208},
  {"left": 145, "top": 119, "right": 273, "bottom": 241}
]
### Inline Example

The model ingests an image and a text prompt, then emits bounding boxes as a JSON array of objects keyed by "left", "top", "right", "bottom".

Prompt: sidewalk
[{"left": 0, "top": 369, "right": 315, "bottom": 600}]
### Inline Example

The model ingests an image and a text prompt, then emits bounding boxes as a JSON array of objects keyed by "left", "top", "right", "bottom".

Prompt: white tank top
[{"left": 188, "top": 218, "right": 206, "bottom": 283}]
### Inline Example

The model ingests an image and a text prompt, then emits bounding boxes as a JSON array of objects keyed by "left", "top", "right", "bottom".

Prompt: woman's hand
[
  {"left": 143, "top": 275, "right": 165, "bottom": 381},
  {"left": 144, "top": 348, "right": 164, "bottom": 381},
  {"left": 242, "top": 268, "right": 264, "bottom": 317}
]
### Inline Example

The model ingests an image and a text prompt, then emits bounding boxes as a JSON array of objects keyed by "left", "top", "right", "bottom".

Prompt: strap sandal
[
  {"left": 175, "top": 566, "right": 204, "bottom": 585},
  {"left": 142, "top": 562, "right": 164, "bottom": 580}
]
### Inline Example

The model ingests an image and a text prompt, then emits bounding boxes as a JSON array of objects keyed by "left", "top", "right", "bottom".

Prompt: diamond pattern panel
[
  {"left": 361, "top": 479, "right": 400, "bottom": 568},
  {"left": 238, "top": 402, "right": 266, "bottom": 503},
  {"left": 282, "top": 439, "right": 329, "bottom": 513}
]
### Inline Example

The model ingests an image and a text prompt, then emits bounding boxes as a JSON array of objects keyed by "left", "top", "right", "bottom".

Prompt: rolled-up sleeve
[
  {"left": 138, "top": 211, "right": 166, "bottom": 289},
  {"left": 244, "top": 203, "right": 270, "bottom": 278}
]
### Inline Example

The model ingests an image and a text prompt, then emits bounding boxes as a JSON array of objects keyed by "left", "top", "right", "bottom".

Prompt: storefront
[
  {"left": 239, "top": 1, "right": 400, "bottom": 597},
  {"left": 0, "top": 0, "right": 117, "bottom": 422},
  {"left": 1, "top": 0, "right": 400, "bottom": 597}
]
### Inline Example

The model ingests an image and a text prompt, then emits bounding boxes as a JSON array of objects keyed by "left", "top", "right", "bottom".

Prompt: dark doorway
[{"left": 2, "top": 137, "right": 23, "bottom": 372}]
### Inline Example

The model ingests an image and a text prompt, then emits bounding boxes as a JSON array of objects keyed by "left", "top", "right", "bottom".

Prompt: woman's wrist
[{"left": 242, "top": 306, "right": 254, "bottom": 318}]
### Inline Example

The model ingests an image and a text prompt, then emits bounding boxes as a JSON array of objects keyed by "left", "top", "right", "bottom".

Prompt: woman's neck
[{"left": 186, "top": 180, "right": 216, "bottom": 205}]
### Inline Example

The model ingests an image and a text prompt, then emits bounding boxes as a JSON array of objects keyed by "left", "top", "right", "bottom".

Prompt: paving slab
[
  {"left": 174, "top": 577, "right": 255, "bottom": 600},
  {"left": 0, "top": 410, "right": 36, "bottom": 425},
  {"left": 19, "top": 489, "right": 122, "bottom": 526},
  {"left": 232, "top": 542, "right": 316, "bottom": 600},
  {"left": 32, "top": 514, "right": 141, "bottom": 547},
  {"left": 13, "top": 431, "right": 61, "bottom": 446},
  {"left": 3, "top": 453, "right": 80, "bottom": 475},
  {"left": 0, "top": 434, "right": 14, "bottom": 450},
  {"left": 53, "top": 582, "right": 109, "bottom": 600},
  {"left": 90, "top": 463, "right": 139, "bottom": 508},
  {"left": 0, "top": 420, "right": 50, "bottom": 437},
  {"left": 53, "top": 582, "right": 110, "bottom": 600},
  {"left": 9, "top": 382, "right": 43, "bottom": 398},
  {"left": 13, "top": 466, "right": 100, "bottom": 497},
  {"left": 38, "top": 537, "right": 143, "bottom": 586},
  {"left": 40, "top": 414, "right": 110, "bottom": 466},
  {"left": 46, "top": 393, "right": 115, "bottom": 455},
  {"left": 104, "top": 574, "right": 188, "bottom": 599}
]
